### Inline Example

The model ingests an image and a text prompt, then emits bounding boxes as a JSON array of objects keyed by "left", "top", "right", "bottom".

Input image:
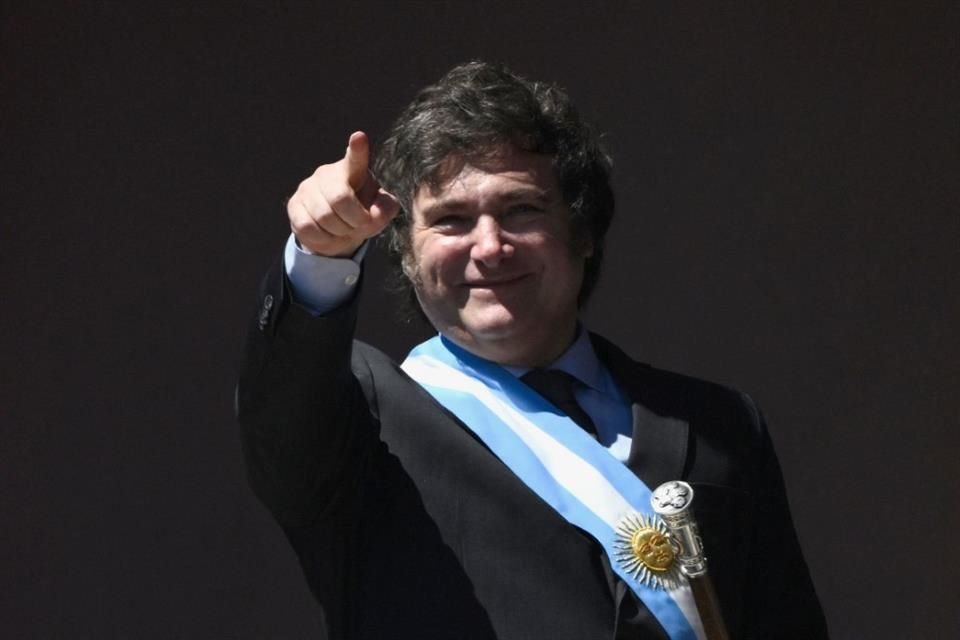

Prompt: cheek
[
  {"left": 421, "top": 240, "right": 468, "bottom": 283},
  {"left": 404, "top": 255, "right": 441, "bottom": 301}
]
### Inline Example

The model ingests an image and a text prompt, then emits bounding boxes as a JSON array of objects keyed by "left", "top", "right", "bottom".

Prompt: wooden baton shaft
[{"left": 689, "top": 575, "right": 730, "bottom": 640}]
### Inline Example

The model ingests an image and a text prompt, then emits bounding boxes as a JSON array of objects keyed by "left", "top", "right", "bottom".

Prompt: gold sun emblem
[{"left": 613, "top": 512, "right": 684, "bottom": 590}]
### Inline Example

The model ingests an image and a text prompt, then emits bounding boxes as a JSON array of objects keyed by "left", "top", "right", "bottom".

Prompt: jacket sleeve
[
  {"left": 738, "top": 395, "right": 830, "bottom": 639},
  {"left": 235, "top": 256, "right": 375, "bottom": 528}
]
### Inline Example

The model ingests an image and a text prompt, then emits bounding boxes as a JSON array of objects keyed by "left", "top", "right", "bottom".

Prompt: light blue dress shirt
[{"left": 284, "top": 234, "right": 635, "bottom": 460}]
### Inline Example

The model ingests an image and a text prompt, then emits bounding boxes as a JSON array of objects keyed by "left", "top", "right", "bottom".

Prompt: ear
[
  {"left": 575, "top": 235, "right": 594, "bottom": 258},
  {"left": 568, "top": 216, "right": 594, "bottom": 258},
  {"left": 401, "top": 252, "right": 419, "bottom": 283}
]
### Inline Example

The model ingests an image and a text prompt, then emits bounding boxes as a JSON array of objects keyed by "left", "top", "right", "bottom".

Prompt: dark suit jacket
[{"left": 237, "top": 261, "right": 828, "bottom": 639}]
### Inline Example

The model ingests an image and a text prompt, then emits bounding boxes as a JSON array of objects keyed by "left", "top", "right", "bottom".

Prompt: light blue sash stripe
[{"left": 403, "top": 336, "right": 703, "bottom": 640}]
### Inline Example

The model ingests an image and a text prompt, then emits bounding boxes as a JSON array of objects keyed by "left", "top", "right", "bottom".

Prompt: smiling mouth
[{"left": 465, "top": 274, "right": 530, "bottom": 289}]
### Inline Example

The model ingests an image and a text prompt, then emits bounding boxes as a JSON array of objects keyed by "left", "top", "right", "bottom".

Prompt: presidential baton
[{"left": 651, "top": 481, "right": 730, "bottom": 640}]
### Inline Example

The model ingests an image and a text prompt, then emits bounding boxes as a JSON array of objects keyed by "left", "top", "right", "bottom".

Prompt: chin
[{"left": 460, "top": 305, "right": 529, "bottom": 338}]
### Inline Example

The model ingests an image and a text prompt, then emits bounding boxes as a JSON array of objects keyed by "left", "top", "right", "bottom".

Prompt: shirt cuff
[{"left": 283, "top": 234, "right": 367, "bottom": 315}]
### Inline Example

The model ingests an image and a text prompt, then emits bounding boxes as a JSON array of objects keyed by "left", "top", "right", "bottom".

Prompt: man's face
[{"left": 406, "top": 149, "right": 591, "bottom": 367}]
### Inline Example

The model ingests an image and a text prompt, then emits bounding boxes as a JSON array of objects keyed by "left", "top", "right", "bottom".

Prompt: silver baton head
[{"left": 651, "top": 481, "right": 708, "bottom": 578}]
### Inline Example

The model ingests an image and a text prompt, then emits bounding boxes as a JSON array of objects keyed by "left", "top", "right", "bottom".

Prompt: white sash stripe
[{"left": 405, "top": 356, "right": 636, "bottom": 525}]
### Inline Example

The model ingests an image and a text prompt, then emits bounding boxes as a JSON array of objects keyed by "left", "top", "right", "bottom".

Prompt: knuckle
[
  {"left": 287, "top": 199, "right": 306, "bottom": 224},
  {"left": 290, "top": 218, "right": 314, "bottom": 239},
  {"left": 310, "top": 163, "right": 334, "bottom": 181},
  {"left": 294, "top": 176, "right": 316, "bottom": 199},
  {"left": 324, "top": 183, "right": 355, "bottom": 209}
]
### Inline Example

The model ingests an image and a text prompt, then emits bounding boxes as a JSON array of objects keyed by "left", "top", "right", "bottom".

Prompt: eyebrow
[{"left": 420, "top": 187, "right": 553, "bottom": 218}]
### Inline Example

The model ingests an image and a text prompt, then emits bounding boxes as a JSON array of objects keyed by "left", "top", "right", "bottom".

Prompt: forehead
[{"left": 413, "top": 150, "right": 560, "bottom": 212}]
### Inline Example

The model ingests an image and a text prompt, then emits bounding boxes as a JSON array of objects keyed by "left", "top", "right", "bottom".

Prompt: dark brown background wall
[{"left": 3, "top": 2, "right": 957, "bottom": 638}]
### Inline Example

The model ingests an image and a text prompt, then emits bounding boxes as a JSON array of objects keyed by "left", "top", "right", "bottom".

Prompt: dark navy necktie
[{"left": 521, "top": 369, "right": 598, "bottom": 437}]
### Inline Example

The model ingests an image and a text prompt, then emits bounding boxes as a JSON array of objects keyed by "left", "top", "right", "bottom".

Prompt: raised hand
[{"left": 287, "top": 131, "right": 400, "bottom": 257}]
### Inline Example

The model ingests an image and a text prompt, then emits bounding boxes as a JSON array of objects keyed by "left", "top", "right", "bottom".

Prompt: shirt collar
[{"left": 505, "top": 327, "right": 607, "bottom": 394}]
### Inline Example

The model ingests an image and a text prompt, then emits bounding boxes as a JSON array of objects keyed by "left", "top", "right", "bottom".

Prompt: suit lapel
[
  {"left": 624, "top": 401, "right": 689, "bottom": 489},
  {"left": 590, "top": 334, "right": 690, "bottom": 489}
]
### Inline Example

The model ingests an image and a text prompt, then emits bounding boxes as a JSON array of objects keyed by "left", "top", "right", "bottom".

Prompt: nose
[{"left": 469, "top": 215, "right": 513, "bottom": 266}]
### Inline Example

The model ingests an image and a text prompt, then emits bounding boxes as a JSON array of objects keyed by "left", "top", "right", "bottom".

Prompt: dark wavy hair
[{"left": 374, "top": 61, "right": 614, "bottom": 310}]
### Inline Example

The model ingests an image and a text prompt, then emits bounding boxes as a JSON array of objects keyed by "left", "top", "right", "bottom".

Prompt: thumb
[
  {"left": 368, "top": 189, "right": 401, "bottom": 231},
  {"left": 344, "top": 131, "right": 370, "bottom": 191}
]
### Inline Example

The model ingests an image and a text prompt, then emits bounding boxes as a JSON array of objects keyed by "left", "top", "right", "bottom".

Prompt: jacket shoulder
[{"left": 589, "top": 332, "right": 760, "bottom": 424}]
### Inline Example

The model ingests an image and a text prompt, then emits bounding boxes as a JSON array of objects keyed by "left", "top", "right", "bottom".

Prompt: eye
[
  {"left": 431, "top": 214, "right": 472, "bottom": 231},
  {"left": 506, "top": 203, "right": 543, "bottom": 216},
  {"left": 500, "top": 203, "right": 545, "bottom": 228}
]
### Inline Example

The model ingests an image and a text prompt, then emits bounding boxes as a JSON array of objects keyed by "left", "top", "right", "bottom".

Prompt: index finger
[{"left": 344, "top": 131, "right": 370, "bottom": 192}]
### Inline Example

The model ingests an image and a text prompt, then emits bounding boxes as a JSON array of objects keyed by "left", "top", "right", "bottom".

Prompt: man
[{"left": 237, "top": 62, "right": 828, "bottom": 639}]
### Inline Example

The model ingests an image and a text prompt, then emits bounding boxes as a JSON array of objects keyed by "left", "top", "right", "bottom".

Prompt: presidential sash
[{"left": 402, "top": 335, "right": 705, "bottom": 640}]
